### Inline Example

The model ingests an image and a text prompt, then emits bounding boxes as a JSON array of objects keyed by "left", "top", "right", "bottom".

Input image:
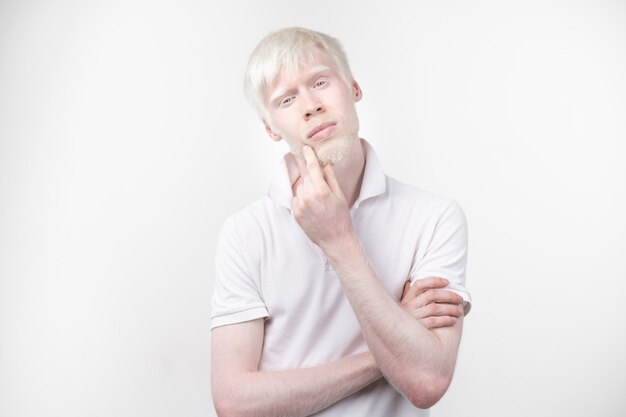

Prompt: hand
[
  {"left": 292, "top": 146, "right": 355, "bottom": 251},
  {"left": 400, "top": 277, "right": 465, "bottom": 330}
]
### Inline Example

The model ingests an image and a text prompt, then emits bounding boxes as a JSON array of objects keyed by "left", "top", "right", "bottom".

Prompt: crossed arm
[
  {"left": 289, "top": 146, "right": 465, "bottom": 408},
  {"left": 322, "top": 248, "right": 464, "bottom": 408},
  {"left": 211, "top": 147, "right": 466, "bottom": 417},
  {"left": 211, "top": 318, "right": 379, "bottom": 417},
  {"left": 212, "top": 277, "right": 463, "bottom": 417}
]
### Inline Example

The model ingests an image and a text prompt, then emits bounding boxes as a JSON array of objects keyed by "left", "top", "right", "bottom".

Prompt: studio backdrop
[{"left": 1, "top": 1, "right": 625, "bottom": 416}]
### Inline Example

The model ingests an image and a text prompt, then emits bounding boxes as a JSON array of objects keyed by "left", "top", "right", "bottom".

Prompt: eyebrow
[{"left": 269, "top": 66, "right": 332, "bottom": 105}]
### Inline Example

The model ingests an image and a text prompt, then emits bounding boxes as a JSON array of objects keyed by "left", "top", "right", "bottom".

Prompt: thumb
[
  {"left": 323, "top": 163, "right": 344, "bottom": 199},
  {"left": 401, "top": 281, "right": 411, "bottom": 301}
]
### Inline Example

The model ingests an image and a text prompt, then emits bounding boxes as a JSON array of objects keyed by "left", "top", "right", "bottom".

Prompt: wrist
[
  {"left": 322, "top": 232, "right": 363, "bottom": 265},
  {"left": 356, "top": 351, "right": 383, "bottom": 380}
]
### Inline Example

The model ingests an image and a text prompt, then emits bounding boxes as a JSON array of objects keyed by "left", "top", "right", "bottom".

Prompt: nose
[{"left": 302, "top": 92, "right": 324, "bottom": 119}]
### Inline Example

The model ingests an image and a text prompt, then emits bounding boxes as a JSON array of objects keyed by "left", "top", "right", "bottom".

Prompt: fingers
[
  {"left": 418, "top": 302, "right": 465, "bottom": 318},
  {"left": 402, "top": 276, "right": 450, "bottom": 301},
  {"left": 400, "top": 277, "right": 465, "bottom": 330},
  {"left": 421, "top": 316, "right": 458, "bottom": 330},
  {"left": 407, "top": 302, "right": 464, "bottom": 330},
  {"left": 301, "top": 146, "right": 345, "bottom": 200},
  {"left": 302, "top": 146, "right": 326, "bottom": 188},
  {"left": 322, "top": 163, "right": 344, "bottom": 198},
  {"left": 401, "top": 281, "right": 411, "bottom": 300},
  {"left": 412, "top": 289, "right": 464, "bottom": 308},
  {"left": 292, "top": 174, "right": 314, "bottom": 216},
  {"left": 401, "top": 298, "right": 463, "bottom": 329}
]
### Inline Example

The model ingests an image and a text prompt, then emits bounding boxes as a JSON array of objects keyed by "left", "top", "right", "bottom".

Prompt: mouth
[{"left": 307, "top": 122, "right": 337, "bottom": 140}]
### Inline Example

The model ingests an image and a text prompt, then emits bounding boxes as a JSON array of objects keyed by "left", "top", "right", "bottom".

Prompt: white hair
[{"left": 243, "top": 27, "right": 354, "bottom": 118}]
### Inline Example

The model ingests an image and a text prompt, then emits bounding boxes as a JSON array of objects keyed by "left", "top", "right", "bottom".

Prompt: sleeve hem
[
  {"left": 211, "top": 306, "right": 270, "bottom": 330},
  {"left": 411, "top": 271, "right": 472, "bottom": 316}
]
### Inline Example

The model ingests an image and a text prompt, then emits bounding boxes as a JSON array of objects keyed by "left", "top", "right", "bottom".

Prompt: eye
[
  {"left": 314, "top": 80, "right": 327, "bottom": 88},
  {"left": 281, "top": 96, "right": 294, "bottom": 106}
]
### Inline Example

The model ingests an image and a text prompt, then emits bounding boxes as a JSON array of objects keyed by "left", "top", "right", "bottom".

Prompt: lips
[{"left": 307, "top": 122, "right": 337, "bottom": 140}]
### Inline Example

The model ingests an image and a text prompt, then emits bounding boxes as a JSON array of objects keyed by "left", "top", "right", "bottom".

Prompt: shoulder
[
  {"left": 223, "top": 197, "right": 270, "bottom": 230},
  {"left": 219, "top": 196, "right": 287, "bottom": 247},
  {"left": 220, "top": 197, "right": 272, "bottom": 236},
  {"left": 385, "top": 175, "right": 464, "bottom": 219}
]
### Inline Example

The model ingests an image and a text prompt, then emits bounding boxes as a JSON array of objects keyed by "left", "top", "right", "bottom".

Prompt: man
[{"left": 211, "top": 27, "right": 471, "bottom": 417}]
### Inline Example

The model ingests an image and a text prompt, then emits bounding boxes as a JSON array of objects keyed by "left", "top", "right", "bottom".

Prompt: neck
[
  {"left": 331, "top": 139, "right": 365, "bottom": 207},
  {"left": 293, "top": 139, "right": 366, "bottom": 208}
]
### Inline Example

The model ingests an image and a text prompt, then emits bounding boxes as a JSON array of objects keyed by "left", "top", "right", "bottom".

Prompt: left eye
[{"left": 314, "top": 80, "right": 326, "bottom": 87}]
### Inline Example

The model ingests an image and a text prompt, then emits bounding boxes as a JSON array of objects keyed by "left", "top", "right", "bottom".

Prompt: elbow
[
  {"left": 214, "top": 400, "right": 249, "bottom": 417},
  {"left": 213, "top": 397, "right": 238, "bottom": 417},
  {"left": 213, "top": 391, "right": 247, "bottom": 417},
  {"left": 212, "top": 370, "right": 259, "bottom": 417},
  {"left": 403, "top": 373, "right": 453, "bottom": 409}
]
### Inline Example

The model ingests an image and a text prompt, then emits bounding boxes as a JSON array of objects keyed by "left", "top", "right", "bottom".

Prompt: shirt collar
[{"left": 266, "top": 139, "right": 387, "bottom": 211}]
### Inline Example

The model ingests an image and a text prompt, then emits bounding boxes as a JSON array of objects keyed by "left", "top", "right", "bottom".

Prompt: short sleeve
[
  {"left": 211, "top": 217, "right": 269, "bottom": 329},
  {"left": 410, "top": 200, "right": 472, "bottom": 315}
]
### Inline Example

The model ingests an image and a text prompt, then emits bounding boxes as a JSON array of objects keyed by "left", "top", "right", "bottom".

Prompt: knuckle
[
  {"left": 423, "top": 303, "right": 436, "bottom": 316},
  {"left": 445, "top": 306, "right": 458, "bottom": 317},
  {"left": 431, "top": 303, "right": 443, "bottom": 315},
  {"left": 432, "top": 317, "right": 449, "bottom": 329},
  {"left": 314, "top": 189, "right": 327, "bottom": 199},
  {"left": 423, "top": 289, "right": 436, "bottom": 303},
  {"left": 441, "top": 305, "right": 453, "bottom": 316},
  {"left": 422, "top": 317, "right": 435, "bottom": 329}
]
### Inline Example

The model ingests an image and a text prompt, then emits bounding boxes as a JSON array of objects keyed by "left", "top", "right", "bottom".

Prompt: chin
[{"left": 315, "top": 134, "right": 358, "bottom": 166}]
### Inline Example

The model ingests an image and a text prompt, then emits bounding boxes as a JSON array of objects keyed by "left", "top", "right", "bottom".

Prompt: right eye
[{"left": 281, "top": 96, "right": 294, "bottom": 105}]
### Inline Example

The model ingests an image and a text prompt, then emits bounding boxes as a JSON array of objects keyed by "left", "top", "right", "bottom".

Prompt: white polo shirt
[{"left": 211, "top": 139, "right": 471, "bottom": 416}]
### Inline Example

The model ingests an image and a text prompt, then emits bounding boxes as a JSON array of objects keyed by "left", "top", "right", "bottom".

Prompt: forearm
[
  {"left": 324, "top": 238, "right": 461, "bottom": 407},
  {"left": 213, "top": 351, "right": 382, "bottom": 417}
]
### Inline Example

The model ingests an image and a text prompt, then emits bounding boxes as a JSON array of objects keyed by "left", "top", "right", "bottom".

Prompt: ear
[
  {"left": 352, "top": 79, "right": 363, "bottom": 102},
  {"left": 263, "top": 119, "right": 282, "bottom": 142}
]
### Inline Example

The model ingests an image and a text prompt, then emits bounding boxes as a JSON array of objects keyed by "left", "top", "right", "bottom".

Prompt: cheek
[
  {"left": 273, "top": 119, "right": 302, "bottom": 142},
  {"left": 340, "top": 101, "right": 358, "bottom": 120},
  {"left": 270, "top": 114, "right": 294, "bottom": 135}
]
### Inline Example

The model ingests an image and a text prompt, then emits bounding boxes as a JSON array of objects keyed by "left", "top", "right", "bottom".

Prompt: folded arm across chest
[
  {"left": 211, "top": 318, "right": 382, "bottom": 417},
  {"left": 210, "top": 280, "right": 463, "bottom": 417},
  {"left": 290, "top": 147, "right": 469, "bottom": 409},
  {"left": 326, "top": 241, "right": 464, "bottom": 409}
]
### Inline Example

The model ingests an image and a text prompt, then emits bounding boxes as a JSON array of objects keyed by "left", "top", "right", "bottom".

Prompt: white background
[{"left": 1, "top": 0, "right": 625, "bottom": 416}]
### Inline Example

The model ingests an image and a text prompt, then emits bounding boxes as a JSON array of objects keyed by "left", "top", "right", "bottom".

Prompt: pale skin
[
  {"left": 291, "top": 146, "right": 464, "bottom": 409},
  {"left": 212, "top": 277, "right": 464, "bottom": 417},
  {"left": 212, "top": 50, "right": 466, "bottom": 417}
]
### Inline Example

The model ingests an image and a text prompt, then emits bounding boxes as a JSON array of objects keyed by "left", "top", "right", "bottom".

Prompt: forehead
[{"left": 269, "top": 49, "right": 339, "bottom": 90}]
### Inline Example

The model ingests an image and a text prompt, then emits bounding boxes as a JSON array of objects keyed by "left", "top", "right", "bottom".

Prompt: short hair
[{"left": 243, "top": 27, "right": 354, "bottom": 118}]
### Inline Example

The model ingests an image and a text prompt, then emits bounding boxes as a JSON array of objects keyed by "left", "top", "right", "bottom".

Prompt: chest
[{"left": 258, "top": 208, "right": 417, "bottom": 319}]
